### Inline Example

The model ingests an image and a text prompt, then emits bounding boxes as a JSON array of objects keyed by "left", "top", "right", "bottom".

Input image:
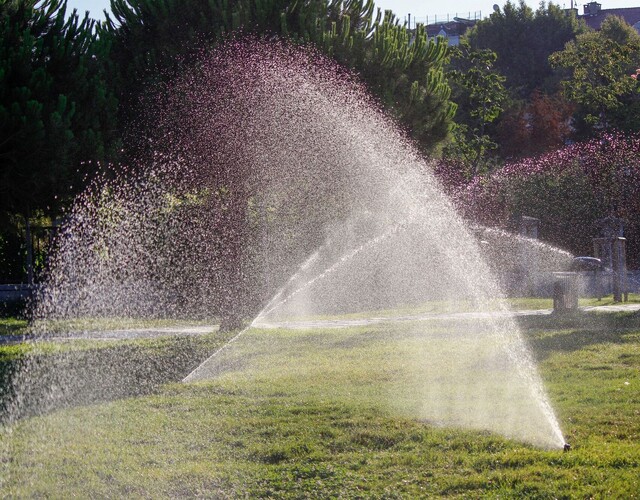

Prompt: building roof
[
  {"left": 425, "top": 18, "right": 477, "bottom": 38},
  {"left": 579, "top": 5, "right": 640, "bottom": 31}
]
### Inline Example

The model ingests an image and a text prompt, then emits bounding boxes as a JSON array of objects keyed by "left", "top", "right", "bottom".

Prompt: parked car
[{"left": 568, "top": 256, "right": 606, "bottom": 272}]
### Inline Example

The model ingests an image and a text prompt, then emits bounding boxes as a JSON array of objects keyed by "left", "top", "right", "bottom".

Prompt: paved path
[
  {"left": 253, "top": 307, "right": 554, "bottom": 329},
  {"left": 252, "top": 303, "right": 640, "bottom": 330},
  {"left": 2, "top": 303, "right": 639, "bottom": 345},
  {"left": 582, "top": 303, "right": 640, "bottom": 313},
  {"left": 0, "top": 325, "right": 217, "bottom": 345}
]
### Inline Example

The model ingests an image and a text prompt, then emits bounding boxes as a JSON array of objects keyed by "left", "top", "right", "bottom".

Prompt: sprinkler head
[{"left": 563, "top": 443, "right": 571, "bottom": 452}]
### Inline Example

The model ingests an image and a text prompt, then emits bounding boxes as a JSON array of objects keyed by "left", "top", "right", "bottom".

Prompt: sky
[{"left": 68, "top": 0, "right": 640, "bottom": 25}]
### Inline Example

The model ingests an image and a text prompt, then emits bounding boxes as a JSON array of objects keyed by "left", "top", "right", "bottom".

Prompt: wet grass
[
  {"left": 2, "top": 312, "right": 639, "bottom": 497},
  {"left": 581, "top": 292, "right": 640, "bottom": 306},
  {"left": 0, "top": 317, "right": 217, "bottom": 340},
  {"left": 27, "top": 317, "right": 214, "bottom": 335},
  {"left": 263, "top": 298, "right": 524, "bottom": 322},
  {"left": 0, "top": 332, "right": 237, "bottom": 426},
  {"left": 0, "top": 317, "right": 28, "bottom": 336}
]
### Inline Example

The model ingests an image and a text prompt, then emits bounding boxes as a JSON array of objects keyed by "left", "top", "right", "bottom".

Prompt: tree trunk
[{"left": 218, "top": 190, "right": 250, "bottom": 332}]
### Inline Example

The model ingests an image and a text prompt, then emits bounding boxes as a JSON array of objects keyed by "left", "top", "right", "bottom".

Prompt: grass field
[{"left": 1, "top": 309, "right": 639, "bottom": 497}]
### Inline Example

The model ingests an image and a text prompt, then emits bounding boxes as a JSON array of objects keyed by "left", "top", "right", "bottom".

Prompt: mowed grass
[
  {"left": 2, "top": 312, "right": 640, "bottom": 497},
  {"left": 0, "top": 317, "right": 28, "bottom": 336}
]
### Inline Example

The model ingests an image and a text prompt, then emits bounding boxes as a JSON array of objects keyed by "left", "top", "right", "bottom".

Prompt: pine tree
[
  {"left": 102, "top": 0, "right": 454, "bottom": 156},
  {"left": 0, "top": 0, "right": 118, "bottom": 283}
]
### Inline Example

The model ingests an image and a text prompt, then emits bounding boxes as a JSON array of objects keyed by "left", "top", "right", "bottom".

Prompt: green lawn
[
  {"left": 1, "top": 311, "right": 639, "bottom": 497},
  {"left": 0, "top": 316, "right": 28, "bottom": 336}
]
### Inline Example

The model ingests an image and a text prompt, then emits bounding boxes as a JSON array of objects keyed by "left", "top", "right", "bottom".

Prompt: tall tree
[
  {"left": 100, "top": 0, "right": 455, "bottom": 328},
  {"left": 466, "top": 1, "right": 583, "bottom": 98},
  {"left": 101, "top": 0, "right": 454, "bottom": 156},
  {"left": 550, "top": 15, "right": 640, "bottom": 135},
  {"left": 453, "top": 1, "right": 583, "bottom": 163},
  {"left": 445, "top": 41, "right": 507, "bottom": 176},
  {"left": 0, "top": 0, "right": 118, "bottom": 283}
]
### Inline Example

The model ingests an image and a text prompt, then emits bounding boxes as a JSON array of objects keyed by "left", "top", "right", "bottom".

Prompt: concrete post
[
  {"left": 519, "top": 216, "right": 540, "bottom": 296},
  {"left": 593, "top": 217, "right": 627, "bottom": 303}
]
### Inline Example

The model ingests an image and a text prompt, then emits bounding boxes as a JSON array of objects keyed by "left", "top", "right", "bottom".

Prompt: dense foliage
[
  {"left": 495, "top": 90, "right": 574, "bottom": 158},
  {"left": 445, "top": 41, "right": 507, "bottom": 177},
  {"left": 3, "top": 0, "right": 640, "bottom": 306},
  {"left": 0, "top": 0, "right": 118, "bottom": 282},
  {"left": 449, "top": 133, "right": 640, "bottom": 266},
  {"left": 465, "top": 0, "right": 583, "bottom": 98},
  {"left": 0, "top": 1, "right": 117, "bottom": 216},
  {"left": 101, "top": 0, "right": 455, "bottom": 156},
  {"left": 443, "top": 2, "right": 584, "bottom": 170},
  {"left": 550, "top": 15, "right": 640, "bottom": 135}
]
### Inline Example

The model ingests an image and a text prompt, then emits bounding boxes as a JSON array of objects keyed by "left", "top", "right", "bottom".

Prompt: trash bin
[{"left": 553, "top": 272, "right": 579, "bottom": 313}]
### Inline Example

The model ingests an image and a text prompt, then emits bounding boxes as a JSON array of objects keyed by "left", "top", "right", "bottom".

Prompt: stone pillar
[
  {"left": 593, "top": 217, "right": 627, "bottom": 302},
  {"left": 597, "top": 216, "right": 624, "bottom": 239},
  {"left": 519, "top": 216, "right": 540, "bottom": 239},
  {"left": 518, "top": 216, "right": 540, "bottom": 296}
]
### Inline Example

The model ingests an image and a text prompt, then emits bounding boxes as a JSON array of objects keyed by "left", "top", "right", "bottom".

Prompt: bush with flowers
[{"left": 439, "top": 132, "right": 640, "bottom": 267}]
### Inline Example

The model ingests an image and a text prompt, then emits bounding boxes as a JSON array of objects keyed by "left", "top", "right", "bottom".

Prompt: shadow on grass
[
  {"left": 4, "top": 310, "right": 639, "bottom": 425},
  {"left": 517, "top": 311, "right": 640, "bottom": 360},
  {"left": 0, "top": 335, "right": 236, "bottom": 424}
]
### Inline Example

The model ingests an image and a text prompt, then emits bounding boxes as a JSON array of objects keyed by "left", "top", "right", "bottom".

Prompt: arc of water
[
  {"left": 182, "top": 220, "right": 407, "bottom": 382},
  {"left": 478, "top": 225, "right": 573, "bottom": 259},
  {"left": 252, "top": 220, "right": 407, "bottom": 324},
  {"left": 182, "top": 323, "right": 252, "bottom": 382},
  {"left": 182, "top": 248, "right": 327, "bottom": 382},
  {"left": 251, "top": 248, "right": 323, "bottom": 325}
]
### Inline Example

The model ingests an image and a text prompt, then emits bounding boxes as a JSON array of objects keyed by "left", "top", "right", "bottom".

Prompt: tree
[
  {"left": 343, "top": 15, "right": 454, "bottom": 153},
  {"left": 445, "top": 41, "right": 507, "bottom": 176},
  {"left": 0, "top": 0, "right": 118, "bottom": 283},
  {"left": 496, "top": 90, "right": 574, "bottom": 158},
  {"left": 466, "top": 1, "right": 583, "bottom": 98},
  {"left": 451, "top": 2, "right": 583, "bottom": 164},
  {"left": 550, "top": 15, "right": 640, "bottom": 135},
  {"left": 99, "top": 0, "right": 455, "bottom": 329},
  {"left": 101, "top": 0, "right": 455, "bottom": 156}
]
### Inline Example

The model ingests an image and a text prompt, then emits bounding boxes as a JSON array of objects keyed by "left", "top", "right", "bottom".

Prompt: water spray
[
  {"left": 253, "top": 221, "right": 407, "bottom": 324},
  {"left": 182, "top": 324, "right": 252, "bottom": 382},
  {"left": 21, "top": 39, "right": 568, "bottom": 450},
  {"left": 185, "top": 221, "right": 408, "bottom": 382}
]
